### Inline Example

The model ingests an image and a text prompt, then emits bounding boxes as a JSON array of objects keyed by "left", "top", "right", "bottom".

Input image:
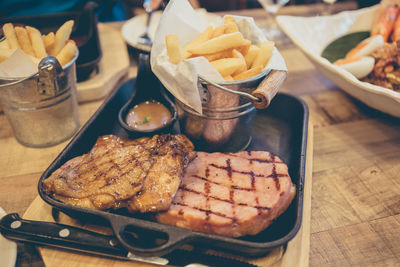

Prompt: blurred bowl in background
[{"left": 277, "top": 5, "right": 400, "bottom": 118}]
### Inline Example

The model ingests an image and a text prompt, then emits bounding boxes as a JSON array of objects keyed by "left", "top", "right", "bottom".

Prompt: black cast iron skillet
[{"left": 37, "top": 75, "right": 308, "bottom": 257}]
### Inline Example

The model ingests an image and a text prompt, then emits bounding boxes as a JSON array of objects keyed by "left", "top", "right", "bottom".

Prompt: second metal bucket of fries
[
  {"left": 0, "top": 54, "right": 80, "bottom": 147},
  {"left": 176, "top": 71, "right": 271, "bottom": 152}
]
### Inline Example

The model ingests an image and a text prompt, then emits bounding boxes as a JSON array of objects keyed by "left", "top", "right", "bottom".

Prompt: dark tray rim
[{"left": 37, "top": 78, "right": 309, "bottom": 257}]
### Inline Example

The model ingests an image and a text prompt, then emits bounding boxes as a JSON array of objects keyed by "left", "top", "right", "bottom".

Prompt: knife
[{"left": 0, "top": 213, "right": 256, "bottom": 267}]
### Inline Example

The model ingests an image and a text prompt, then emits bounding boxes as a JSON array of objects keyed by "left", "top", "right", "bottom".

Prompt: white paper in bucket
[{"left": 150, "top": 0, "right": 287, "bottom": 114}]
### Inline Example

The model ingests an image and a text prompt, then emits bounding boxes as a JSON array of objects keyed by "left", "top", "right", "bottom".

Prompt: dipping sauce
[{"left": 125, "top": 100, "right": 172, "bottom": 130}]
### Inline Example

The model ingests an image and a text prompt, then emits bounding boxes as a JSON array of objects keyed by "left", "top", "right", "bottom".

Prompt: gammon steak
[
  {"left": 42, "top": 134, "right": 194, "bottom": 212},
  {"left": 156, "top": 151, "right": 296, "bottom": 237}
]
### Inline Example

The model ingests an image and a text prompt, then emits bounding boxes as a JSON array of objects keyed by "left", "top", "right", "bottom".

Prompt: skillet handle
[{"left": 109, "top": 216, "right": 194, "bottom": 257}]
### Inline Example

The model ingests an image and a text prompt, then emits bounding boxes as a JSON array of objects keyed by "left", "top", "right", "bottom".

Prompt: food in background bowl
[
  {"left": 324, "top": 3, "right": 400, "bottom": 92},
  {"left": 0, "top": 20, "right": 77, "bottom": 66},
  {"left": 276, "top": 3, "right": 400, "bottom": 117}
]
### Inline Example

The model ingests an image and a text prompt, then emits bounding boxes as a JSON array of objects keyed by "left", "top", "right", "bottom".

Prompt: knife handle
[{"left": 0, "top": 213, "right": 125, "bottom": 256}]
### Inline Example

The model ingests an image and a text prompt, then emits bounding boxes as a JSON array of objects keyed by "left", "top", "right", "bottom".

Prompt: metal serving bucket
[
  {"left": 177, "top": 70, "right": 270, "bottom": 152},
  {"left": 0, "top": 54, "right": 80, "bottom": 147}
]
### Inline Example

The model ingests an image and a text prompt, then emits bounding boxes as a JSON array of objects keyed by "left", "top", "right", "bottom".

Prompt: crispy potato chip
[
  {"left": 245, "top": 44, "right": 260, "bottom": 68},
  {"left": 15, "top": 26, "right": 35, "bottom": 56},
  {"left": 183, "top": 25, "right": 213, "bottom": 59},
  {"left": 188, "top": 32, "right": 246, "bottom": 55},
  {"left": 251, "top": 41, "right": 274, "bottom": 69},
  {"left": 3, "top": 23, "right": 19, "bottom": 49},
  {"left": 232, "top": 49, "right": 247, "bottom": 76},
  {"left": 51, "top": 20, "right": 74, "bottom": 56},
  {"left": 210, "top": 57, "right": 242, "bottom": 77},
  {"left": 165, "top": 34, "right": 183, "bottom": 64},
  {"left": 233, "top": 65, "right": 263, "bottom": 80},
  {"left": 42, "top": 32, "right": 55, "bottom": 53},
  {"left": 26, "top": 26, "right": 47, "bottom": 58},
  {"left": 56, "top": 40, "right": 77, "bottom": 66}
]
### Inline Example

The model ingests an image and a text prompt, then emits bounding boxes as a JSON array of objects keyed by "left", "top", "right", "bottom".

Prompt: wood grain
[
  {"left": 22, "top": 122, "right": 313, "bottom": 267},
  {"left": 76, "top": 23, "right": 130, "bottom": 102},
  {"left": 1, "top": 3, "right": 400, "bottom": 267},
  {"left": 0, "top": 101, "right": 102, "bottom": 178},
  {"left": 252, "top": 70, "right": 288, "bottom": 109}
]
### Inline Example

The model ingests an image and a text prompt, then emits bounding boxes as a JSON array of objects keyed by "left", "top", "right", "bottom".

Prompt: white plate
[
  {"left": 121, "top": 9, "right": 222, "bottom": 53},
  {"left": 0, "top": 207, "right": 17, "bottom": 267},
  {"left": 277, "top": 6, "right": 400, "bottom": 118}
]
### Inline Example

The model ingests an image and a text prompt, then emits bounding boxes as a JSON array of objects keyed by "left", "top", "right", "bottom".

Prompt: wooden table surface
[{"left": 1, "top": 2, "right": 400, "bottom": 267}]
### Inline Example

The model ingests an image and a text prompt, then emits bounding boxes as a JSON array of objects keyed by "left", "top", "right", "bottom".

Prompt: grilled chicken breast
[
  {"left": 126, "top": 134, "right": 196, "bottom": 212},
  {"left": 156, "top": 151, "right": 296, "bottom": 237},
  {"left": 43, "top": 134, "right": 194, "bottom": 212}
]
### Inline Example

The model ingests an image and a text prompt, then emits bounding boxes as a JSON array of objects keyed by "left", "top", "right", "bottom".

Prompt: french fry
[
  {"left": 224, "top": 16, "right": 239, "bottom": 34},
  {"left": 0, "top": 40, "right": 8, "bottom": 49},
  {"left": 3, "top": 23, "right": 19, "bottom": 49},
  {"left": 224, "top": 16, "right": 236, "bottom": 25},
  {"left": 211, "top": 25, "right": 226, "bottom": 39},
  {"left": 42, "top": 32, "right": 55, "bottom": 53},
  {"left": 244, "top": 44, "right": 260, "bottom": 68},
  {"left": 233, "top": 65, "right": 263, "bottom": 80},
  {"left": 232, "top": 49, "right": 247, "bottom": 76},
  {"left": 225, "top": 22, "right": 239, "bottom": 34},
  {"left": 56, "top": 40, "right": 77, "bottom": 66},
  {"left": 51, "top": 20, "right": 74, "bottom": 56},
  {"left": 202, "top": 49, "right": 233, "bottom": 61},
  {"left": 165, "top": 34, "right": 183, "bottom": 64},
  {"left": 0, "top": 47, "right": 16, "bottom": 62},
  {"left": 236, "top": 39, "right": 251, "bottom": 56},
  {"left": 210, "top": 57, "right": 242, "bottom": 77},
  {"left": 14, "top": 26, "right": 35, "bottom": 56},
  {"left": 251, "top": 41, "right": 274, "bottom": 69},
  {"left": 26, "top": 26, "right": 47, "bottom": 58},
  {"left": 224, "top": 75, "right": 234, "bottom": 81},
  {"left": 183, "top": 25, "right": 213, "bottom": 59},
  {"left": 187, "top": 32, "right": 246, "bottom": 55}
]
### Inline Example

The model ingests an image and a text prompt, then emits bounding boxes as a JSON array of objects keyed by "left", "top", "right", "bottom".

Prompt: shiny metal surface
[{"left": 0, "top": 54, "right": 80, "bottom": 147}]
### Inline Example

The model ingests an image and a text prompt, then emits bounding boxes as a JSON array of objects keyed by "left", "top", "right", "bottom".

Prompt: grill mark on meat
[
  {"left": 157, "top": 151, "right": 295, "bottom": 237},
  {"left": 171, "top": 202, "right": 237, "bottom": 221},
  {"left": 190, "top": 173, "right": 288, "bottom": 190},
  {"left": 179, "top": 185, "right": 271, "bottom": 212},
  {"left": 204, "top": 166, "right": 211, "bottom": 222},
  {"left": 249, "top": 170, "right": 262, "bottom": 215},
  {"left": 43, "top": 134, "right": 194, "bottom": 212},
  {"left": 209, "top": 163, "right": 286, "bottom": 178},
  {"left": 224, "top": 159, "right": 237, "bottom": 221},
  {"left": 272, "top": 155, "right": 280, "bottom": 191}
]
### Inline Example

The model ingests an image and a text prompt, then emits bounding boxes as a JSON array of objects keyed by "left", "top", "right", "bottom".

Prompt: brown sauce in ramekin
[{"left": 125, "top": 100, "right": 171, "bottom": 130}]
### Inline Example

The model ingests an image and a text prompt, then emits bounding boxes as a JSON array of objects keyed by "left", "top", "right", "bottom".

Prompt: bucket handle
[
  {"left": 199, "top": 69, "right": 288, "bottom": 109},
  {"left": 199, "top": 75, "right": 261, "bottom": 102},
  {"left": 0, "top": 56, "right": 64, "bottom": 97}
]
